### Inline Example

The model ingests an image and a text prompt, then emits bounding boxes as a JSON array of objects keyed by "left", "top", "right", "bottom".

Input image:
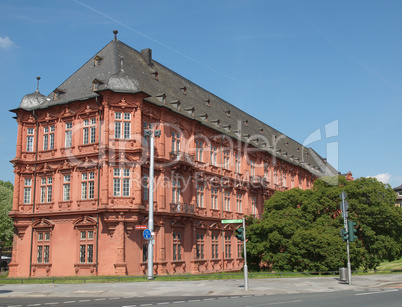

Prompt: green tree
[
  {"left": 247, "top": 176, "right": 401, "bottom": 271},
  {"left": 0, "top": 180, "right": 14, "bottom": 251}
]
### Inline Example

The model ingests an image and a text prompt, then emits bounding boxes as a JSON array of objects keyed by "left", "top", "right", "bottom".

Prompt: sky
[{"left": 0, "top": 0, "right": 401, "bottom": 188}]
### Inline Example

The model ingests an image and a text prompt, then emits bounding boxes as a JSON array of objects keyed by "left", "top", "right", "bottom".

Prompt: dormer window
[
  {"left": 199, "top": 114, "right": 208, "bottom": 122},
  {"left": 53, "top": 89, "right": 65, "bottom": 100},
  {"left": 225, "top": 110, "right": 231, "bottom": 117},
  {"left": 94, "top": 55, "right": 103, "bottom": 66},
  {"left": 210, "top": 119, "right": 220, "bottom": 127},
  {"left": 259, "top": 128, "right": 264, "bottom": 134},
  {"left": 170, "top": 100, "right": 181, "bottom": 110},
  {"left": 205, "top": 99, "right": 211, "bottom": 107},
  {"left": 243, "top": 120, "right": 248, "bottom": 126},
  {"left": 184, "top": 107, "right": 195, "bottom": 117},
  {"left": 222, "top": 124, "right": 231, "bottom": 133},
  {"left": 92, "top": 79, "right": 103, "bottom": 91},
  {"left": 180, "top": 86, "right": 187, "bottom": 95},
  {"left": 152, "top": 71, "right": 159, "bottom": 80},
  {"left": 156, "top": 93, "right": 166, "bottom": 104}
]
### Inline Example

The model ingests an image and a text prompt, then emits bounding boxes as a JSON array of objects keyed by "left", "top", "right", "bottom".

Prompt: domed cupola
[
  {"left": 18, "top": 77, "right": 49, "bottom": 111},
  {"left": 107, "top": 56, "right": 139, "bottom": 93}
]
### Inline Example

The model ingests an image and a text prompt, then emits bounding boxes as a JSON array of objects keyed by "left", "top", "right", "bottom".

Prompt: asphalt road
[
  {"left": 0, "top": 290, "right": 401, "bottom": 307},
  {"left": 0, "top": 274, "right": 401, "bottom": 307}
]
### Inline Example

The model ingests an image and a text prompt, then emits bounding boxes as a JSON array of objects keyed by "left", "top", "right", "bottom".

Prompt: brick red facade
[{"left": 8, "top": 34, "right": 330, "bottom": 277}]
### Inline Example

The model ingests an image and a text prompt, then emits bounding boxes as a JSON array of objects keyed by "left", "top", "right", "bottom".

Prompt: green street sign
[{"left": 222, "top": 219, "right": 243, "bottom": 224}]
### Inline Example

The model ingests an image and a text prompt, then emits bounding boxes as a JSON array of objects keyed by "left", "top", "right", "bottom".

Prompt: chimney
[{"left": 141, "top": 48, "right": 152, "bottom": 66}]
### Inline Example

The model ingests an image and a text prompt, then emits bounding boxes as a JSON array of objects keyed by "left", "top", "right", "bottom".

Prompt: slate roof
[{"left": 13, "top": 33, "right": 337, "bottom": 178}]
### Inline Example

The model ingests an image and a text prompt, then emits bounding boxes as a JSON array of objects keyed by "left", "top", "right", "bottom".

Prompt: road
[
  {"left": 0, "top": 274, "right": 401, "bottom": 307},
  {"left": 0, "top": 290, "right": 401, "bottom": 307}
]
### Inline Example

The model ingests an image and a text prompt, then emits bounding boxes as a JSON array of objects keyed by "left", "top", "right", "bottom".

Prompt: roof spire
[
  {"left": 113, "top": 29, "right": 118, "bottom": 40},
  {"left": 36, "top": 76, "right": 41, "bottom": 93}
]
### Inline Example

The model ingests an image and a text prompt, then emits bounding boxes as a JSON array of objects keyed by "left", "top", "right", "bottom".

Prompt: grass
[
  {"left": 1, "top": 259, "right": 401, "bottom": 285},
  {"left": 376, "top": 258, "right": 402, "bottom": 271}
]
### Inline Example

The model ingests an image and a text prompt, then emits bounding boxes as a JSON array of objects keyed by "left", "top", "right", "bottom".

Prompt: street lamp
[{"left": 144, "top": 129, "right": 161, "bottom": 280}]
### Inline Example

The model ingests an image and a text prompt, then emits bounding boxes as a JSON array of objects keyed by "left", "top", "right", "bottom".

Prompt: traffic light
[
  {"left": 340, "top": 228, "right": 348, "bottom": 242},
  {"left": 348, "top": 220, "right": 357, "bottom": 242},
  {"left": 235, "top": 227, "right": 244, "bottom": 241}
]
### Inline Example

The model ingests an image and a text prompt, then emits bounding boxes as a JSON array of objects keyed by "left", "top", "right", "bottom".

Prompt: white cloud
[
  {"left": 368, "top": 173, "right": 391, "bottom": 184},
  {"left": 0, "top": 36, "right": 16, "bottom": 49}
]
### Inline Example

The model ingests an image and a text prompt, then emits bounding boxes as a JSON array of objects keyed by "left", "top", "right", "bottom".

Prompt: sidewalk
[{"left": 0, "top": 274, "right": 401, "bottom": 298}]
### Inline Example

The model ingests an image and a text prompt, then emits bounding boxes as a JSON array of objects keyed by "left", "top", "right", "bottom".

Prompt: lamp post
[{"left": 144, "top": 129, "right": 161, "bottom": 280}]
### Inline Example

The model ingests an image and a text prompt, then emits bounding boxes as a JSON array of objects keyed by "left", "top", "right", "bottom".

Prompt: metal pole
[
  {"left": 243, "top": 217, "right": 249, "bottom": 291},
  {"left": 147, "top": 133, "right": 155, "bottom": 280},
  {"left": 346, "top": 223, "right": 352, "bottom": 285}
]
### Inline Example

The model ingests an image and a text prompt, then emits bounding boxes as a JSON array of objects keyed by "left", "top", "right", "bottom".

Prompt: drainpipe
[
  {"left": 28, "top": 110, "right": 39, "bottom": 277},
  {"left": 95, "top": 96, "right": 102, "bottom": 276}
]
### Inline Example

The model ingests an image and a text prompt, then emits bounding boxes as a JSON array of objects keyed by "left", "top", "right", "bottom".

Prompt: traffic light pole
[
  {"left": 242, "top": 217, "right": 249, "bottom": 291},
  {"left": 346, "top": 222, "right": 352, "bottom": 285},
  {"left": 341, "top": 192, "right": 352, "bottom": 285}
]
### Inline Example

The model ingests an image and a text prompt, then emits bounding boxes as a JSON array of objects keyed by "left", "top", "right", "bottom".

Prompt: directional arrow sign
[
  {"left": 222, "top": 219, "right": 243, "bottom": 224},
  {"left": 143, "top": 229, "right": 152, "bottom": 240}
]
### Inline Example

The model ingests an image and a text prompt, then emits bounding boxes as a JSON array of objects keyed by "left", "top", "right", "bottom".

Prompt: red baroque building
[{"left": 9, "top": 31, "right": 336, "bottom": 277}]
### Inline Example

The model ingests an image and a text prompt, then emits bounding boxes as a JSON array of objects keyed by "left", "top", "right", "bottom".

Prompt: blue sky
[{"left": 0, "top": 0, "right": 401, "bottom": 187}]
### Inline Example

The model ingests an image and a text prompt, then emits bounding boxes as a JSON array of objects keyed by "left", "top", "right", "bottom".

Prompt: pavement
[{"left": 0, "top": 274, "right": 401, "bottom": 298}]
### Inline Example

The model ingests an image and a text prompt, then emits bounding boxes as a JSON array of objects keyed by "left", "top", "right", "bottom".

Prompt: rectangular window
[
  {"left": 237, "top": 241, "right": 243, "bottom": 258},
  {"left": 274, "top": 170, "right": 278, "bottom": 185},
  {"left": 291, "top": 174, "right": 294, "bottom": 188},
  {"left": 283, "top": 173, "right": 287, "bottom": 187},
  {"left": 142, "top": 243, "right": 148, "bottom": 262},
  {"left": 79, "top": 230, "right": 94, "bottom": 263},
  {"left": 173, "top": 232, "right": 182, "bottom": 261},
  {"left": 224, "top": 190, "right": 231, "bottom": 211},
  {"left": 81, "top": 172, "right": 95, "bottom": 199},
  {"left": 252, "top": 196, "right": 257, "bottom": 215},
  {"left": 113, "top": 168, "right": 130, "bottom": 197},
  {"left": 172, "top": 178, "right": 181, "bottom": 204},
  {"left": 65, "top": 123, "right": 72, "bottom": 147},
  {"left": 235, "top": 153, "right": 241, "bottom": 173},
  {"left": 211, "top": 187, "right": 218, "bottom": 210},
  {"left": 211, "top": 233, "right": 219, "bottom": 259},
  {"left": 63, "top": 175, "right": 71, "bottom": 201},
  {"left": 143, "top": 174, "right": 149, "bottom": 201},
  {"left": 250, "top": 160, "right": 255, "bottom": 177},
  {"left": 195, "top": 140, "right": 203, "bottom": 162},
  {"left": 225, "top": 234, "right": 232, "bottom": 259},
  {"left": 43, "top": 126, "right": 55, "bottom": 150},
  {"left": 264, "top": 167, "right": 269, "bottom": 181},
  {"left": 23, "top": 178, "right": 32, "bottom": 204},
  {"left": 40, "top": 177, "right": 52, "bottom": 203},
  {"left": 37, "top": 232, "right": 50, "bottom": 264},
  {"left": 27, "top": 127, "right": 34, "bottom": 152},
  {"left": 115, "top": 112, "right": 131, "bottom": 139},
  {"left": 172, "top": 132, "right": 180, "bottom": 153},
  {"left": 83, "top": 118, "right": 96, "bottom": 145},
  {"left": 196, "top": 185, "right": 204, "bottom": 208},
  {"left": 196, "top": 233, "right": 204, "bottom": 260},
  {"left": 223, "top": 150, "right": 230, "bottom": 169},
  {"left": 210, "top": 146, "right": 217, "bottom": 166},
  {"left": 236, "top": 193, "right": 242, "bottom": 213}
]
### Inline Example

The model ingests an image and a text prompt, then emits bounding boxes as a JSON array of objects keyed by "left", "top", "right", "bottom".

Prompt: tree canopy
[
  {"left": 246, "top": 176, "right": 401, "bottom": 272},
  {"left": 0, "top": 180, "right": 14, "bottom": 251}
]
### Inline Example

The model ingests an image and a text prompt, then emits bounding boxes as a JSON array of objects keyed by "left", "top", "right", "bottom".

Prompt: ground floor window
[
  {"left": 173, "top": 231, "right": 182, "bottom": 261},
  {"left": 224, "top": 233, "right": 232, "bottom": 258},
  {"left": 37, "top": 232, "right": 50, "bottom": 263},
  {"left": 196, "top": 233, "right": 204, "bottom": 260},
  {"left": 211, "top": 233, "right": 219, "bottom": 259},
  {"left": 79, "top": 230, "right": 94, "bottom": 263}
]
